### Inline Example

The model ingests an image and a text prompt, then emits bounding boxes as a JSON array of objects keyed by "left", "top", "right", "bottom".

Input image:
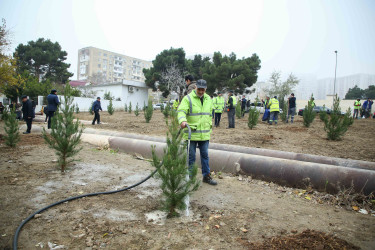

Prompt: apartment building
[{"left": 77, "top": 47, "right": 152, "bottom": 83}]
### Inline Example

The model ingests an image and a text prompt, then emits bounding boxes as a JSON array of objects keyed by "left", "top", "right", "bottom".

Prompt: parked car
[
  {"left": 298, "top": 106, "right": 331, "bottom": 116},
  {"left": 153, "top": 103, "right": 163, "bottom": 110}
]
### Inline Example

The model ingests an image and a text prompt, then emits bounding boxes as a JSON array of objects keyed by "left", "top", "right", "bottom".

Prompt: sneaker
[
  {"left": 23, "top": 131, "right": 30, "bottom": 134},
  {"left": 203, "top": 175, "right": 217, "bottom": 185},
  {"left": 97, "top": 122, "right": 102, "bottom": 125}
]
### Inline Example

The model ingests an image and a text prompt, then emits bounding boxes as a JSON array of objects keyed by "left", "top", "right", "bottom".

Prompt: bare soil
[
  {"left": 75, "top": 111, "right": 375, "bottom": 162},
  {"left": 0, "top": 130, "right": 375, "bottom": 249}
]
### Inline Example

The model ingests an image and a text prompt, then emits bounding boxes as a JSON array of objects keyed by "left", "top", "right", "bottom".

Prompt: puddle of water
[
  {"left": 145, "top": 210, "right": 168, "bottom": 225},
  {"left": 92, "top": 209, "right": 138, "bottom": 222}
]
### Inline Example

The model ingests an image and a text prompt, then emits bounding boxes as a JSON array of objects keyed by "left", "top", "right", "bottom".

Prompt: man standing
[
  {"left": 226, "top": 91, "right": 236, "bottom": 128},
  {"left": 362, "top": 98, "right": 373, "bottom": 118},
  {"left": 185, "top": 75, "right": 197, "bottom": 95},
  {"left": 268, "top": 96, "right": 280, "bottom": 125},
  {"left": 213, "top": 92, "right": 225, "bottom": 127},
  {"left": 241, "top": 95, "right": 247, "bottom": 117},
  {"left": 21, "top": 95, "right": 34, "bottom": 134},
  {"left": 353, "top": 98, "right": 361, "bottom": 119},
  {"left": 47, "top": 89, "right": 60, "bottom": 129},
  {"left": 173, "top": 99, "right": 179, "bottom": 110},
  {"left": 286, "top": 93, "right": 296, "bottom": 123},
  {"left": 92, "top": 97, "right": 102, "bottom": 125},
  {"left": 178, "top": 79, "right": 217, "bottom": 185}
]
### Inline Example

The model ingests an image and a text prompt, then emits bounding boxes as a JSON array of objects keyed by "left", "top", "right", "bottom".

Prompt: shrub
[
  {"left": 163, "top": 103, "right": 171, "bottom": 118},
  {"left": 323, "top": 95, "right": 350, "bottom": 140},
  {"left": 144, "top": 99, "right": 153, "bottom": 123},
  {"left": 124, "top": 103, "right": 128, "bottom": 112},
  {"left": 128, "top": 101, "right": 132, "bottom": 113},
  {"left": 343, "top": 107, "right": 354, "bottom": 127},
  {"left": 143, "top": 101, "right": 146, "bottom": 112},
  {"left": 75, "top": 105, "right": 80, "bottom": 114},
  {"left": 319, "top": 105, "right": 328, "bottom": 122},
  {"left": 235, "top": 101, "right": 242, "bottom": 119},
  {"left": 107, "top": 99, "right": 114, "bottom": 115},
  {"left": 135, "top": 103, "right": 140, "bottom": 116},
  {"left": 303, "top": 96, "right": 315, "bottom": 127},
  {"left": 42, "top": 84, "right": 83, "bottom": 172},
  {"left": 151, "top": 110, "right": 199, "bottom": 218},
  {"left": 280, "top": 101, "right": 288, "bottom": 122},
  {"left": 247, "top": 106, "right": 260, "bottom": 129},
  {"left": 3, "top": 107, "right": 20, "bottom": 147}
]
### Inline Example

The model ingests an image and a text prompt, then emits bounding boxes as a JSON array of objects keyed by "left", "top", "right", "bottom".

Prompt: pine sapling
[
  {"left": 319, "top": 104, "right": 328, "bottom": 122},
  {"left": 128, "top": 102, "right": 132, "bottom": 113},
  {"left": 247, "top": 106, "right": 260, "bottom": 129},
  {"left": 143, "top": 101, "right": 146, "bottom": 112},
  {"left": 3, "top": 107, "right": 20, "bottom": 147},
  {"left": 42, "top": 84, "right": 83, "bottom": 172},
  {"left": 323, "top": 95, "right": 349, "bottom": 140},
  {"left": 151, "top": 110, "right": 199, "bottom": 218},
  {"left": 280, "top": 101, "right": 288, "bottom": 122},
  {"left": 160, "top": 103, "right": 164, "bottom": 112},
  {"left": 89, "top": 101, "right": 94, "bottom": 115},
  {"left": 107, "top": 99, "right": 114, "bottom": 115},
  {"left": 303, "top": 95, "right": 315, "bottom": 127},
  {"left": 343, "top": 107, "right": 354, "bottom": 127},
  {"left": 75, "top": 105, "right": 80, "bottom": 114},
  {"left": 135, "top": 103, "right": 140, "bottom": 116},
  {"left": 124, "top": 103, "right": 128, "bottom": 112},
  {"left": 236, "top": 101, "right": 242, "bottom": 119},
  {"left": 163, "top": 103, "right": 170, "bottom": 118},
  {"left": 144, "top": 99, "right": 153, "bottom": 123}
]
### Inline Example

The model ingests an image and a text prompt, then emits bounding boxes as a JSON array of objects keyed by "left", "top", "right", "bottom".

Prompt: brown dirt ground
[
  {"left": 75, "top": 111, "right": 375, "bottom": 162},
  {"left": 0, "top": 129, "right": 374, "bottom": 249}
]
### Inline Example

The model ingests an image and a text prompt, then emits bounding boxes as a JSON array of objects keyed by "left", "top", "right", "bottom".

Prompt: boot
[{"left": 203, "top": 175, "right": 217, "bottom": 185}]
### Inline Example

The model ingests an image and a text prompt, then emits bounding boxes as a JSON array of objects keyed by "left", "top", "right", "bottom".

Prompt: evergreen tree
[
  {"left": 135, "top": 103, "right": 140, "bottom": 116},
  {"left": 128, "top": 101, "right": 132, "bottom": 113},
  {"left": 319, "top": 104, "right": 328, "bottom": 122},
  {"left": 143, "top": 101, "right": 146, "bottom": 112},
  {"left": 235, "top": 101, "right": 242, "bottom": 119},
  {"left": 107, "top": 99, "right": 114, "bottom": 115},
  {"left": 75, "top": 105, "right": 79, "bottom": 114},
  {"left": 151, "top": 110, "right": 199, "bottom": 218},
  {"left": 124, "top": 103, "right": 128, "bottom": 112},
  {"left": 323, "top": 95, "right": 350, "bottom": 140},
  {"left": 160, "top": 103, "right": 164, "bottom": 112},
  {"left": 89, "top": 101, "right": 94, "bottom": 115},
  {"left": 163, "top": 103, "right": 171, "bottom": 118},
  {"left": 42, "top": 84, "right": 83, "bottom": 172},
  {"left": 247, "top": 106, "right": 260, "bottom": 129},
  {"left": 343, "top": 107, "right": 354, "bottom": 127},
  {"left": 303, "top": 95, "right": 315, "bottom": 127},
  {"left": 3, "top": 107, "right": 20, "bottom": 147},
  {"left": 144, "top": 99, "right": 153, "bottom": 123},
  {"left": 280, "top": 101, "right": 288, "bottom": 122}
]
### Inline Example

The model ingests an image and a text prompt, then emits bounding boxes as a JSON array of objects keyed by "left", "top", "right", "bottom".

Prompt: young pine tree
[
  {"left": 3, "top": 107, "right": 20, "bottom": 147},
  {"left": 89, "top": 101, "right": 94, "bottom": 115},
  {"left": 75, "top": 105, "right": 80, "bottom": 114},
  {"left": 235, "top": 101, "right": 242, "bottom": 119},
  {"left": 280, "top": 101, "right": 288, "bottom": 122},
  {"left": 303, "top": 95, "right": 315, "bottom": 127},
  {"left": 163, "top": 103, "right": 170, "bottom": 118},
  {"left": 343, "top": 107, "right": 354, "bottom": 127},
  {"left": 151, "top": 110, "right": 199, "bottom": 218},
  {"left": 107, "top": 99, "right": 114, "bottom": 115},
  {"left": 323, "top": 95, "right": 350, "bottom": 140},
  {"left": 128, "top": 101, "right": 132, "bottom": 113},
  {"left": 144, "top": 99, "right": 153, "bottom": 123},
  {"left": 124, "top": 103, "right": 128, "bottom": 112},
  {"left": 134, "top": 103, "right": 140, "bottom": 116},
  {"left": 160, "top": 103, "right": 164, "bottom": 112},
  {"left": 42, "top": 84, "right": 83, "bottom": 172},
  {"left": 319, "top": 104, "right": 328, "bottom": 122},
  {"left": 143, "top": 101, "right": 147, "bottom": 112},
  {"left": 247, "top": 106, "right": 260, "bottom": 129}
]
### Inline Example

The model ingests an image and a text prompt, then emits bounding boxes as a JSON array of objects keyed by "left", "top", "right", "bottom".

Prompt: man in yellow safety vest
[
  {"left": 267, "top": 96, "right": 280, "bottom": 125},
  {"left": 213, "top": 92, "right": 225, "bottom": 127},
  {"left": 353, "top": 98, "right": 361, "bottom": 119},
  {"left": 178, "top": 79, "right": 217, "bottom": 185},
  {"left": 226, "top": 91, "right": 237, "bottom": 128}
]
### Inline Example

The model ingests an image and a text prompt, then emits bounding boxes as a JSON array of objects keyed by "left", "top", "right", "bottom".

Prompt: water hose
[{"left": 12, "top": 168, "right": 158, "bottom": 250}]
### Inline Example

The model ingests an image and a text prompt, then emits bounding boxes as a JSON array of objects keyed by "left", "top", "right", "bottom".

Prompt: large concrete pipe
[
  {"left": 108, "top": 136, "right": 375, "bottom": 195},
  {"left": 85, "top": 128, "right": 375, "bottom": 170}
]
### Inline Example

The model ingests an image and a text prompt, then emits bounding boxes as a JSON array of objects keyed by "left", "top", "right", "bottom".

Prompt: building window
[{"left": 103, "top": 53, "right": 107, "bottom": 57}]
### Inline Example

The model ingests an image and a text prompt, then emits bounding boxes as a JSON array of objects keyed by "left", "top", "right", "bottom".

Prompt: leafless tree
[
  {"left": 88, "top": 72, "right": 106, "bottom": 85},
  {"left": 160, "top": 62, "right": 185, "bottom": 101}
]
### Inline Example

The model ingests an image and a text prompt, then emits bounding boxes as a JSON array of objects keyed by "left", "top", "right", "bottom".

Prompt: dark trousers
[
  {"left": 188, "top": 140, "right": 210, "bottom": 177},
  {"left": 48, "top": 111, "right": 55, "bottom": 129},
  {"left": 214, "top": 113, "right": 222, "bottom": 126},
  {"left": 45, "top": 112, "right": 49, "bottom": 122},
  {"left": 241, "top": 106, "right": 245, "bottom": 117},
  {"left": 25, "top": 118, "right": 32, "bottom": 133},
  {"left": 228, "top": 108, "right": 235, "bottom": 128},
  {"left": 92, "top": 111, "right": 100, "bottom": 124}
]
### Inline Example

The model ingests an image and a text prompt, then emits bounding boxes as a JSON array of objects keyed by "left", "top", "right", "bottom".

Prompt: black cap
[
  {"left": 97, "top": 97, "right": 101, "bottom": 99},
  {"left": 229, "top": 90, "right": 234, "bottom": 94},
  {"left": 291, "top": 93, "right": 294, "bottom": 96},
  {"left": 274, "top": 96, "right": 277, "bottom": 99},
  {"left": 21, "top": 95, "right": 27, "bottom": 99},
  {"left": 196, "top": 79, "right": 207, "bottom": 89},
  {"left": 51, "top": 89, "right": 57, "bottom": 93}
]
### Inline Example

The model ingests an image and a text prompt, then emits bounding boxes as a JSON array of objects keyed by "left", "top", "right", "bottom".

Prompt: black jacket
[
  {"left": 47, "top": 94, "right": 60, "bottom": 111},
  {"left": 22, "top": 99, "right": 34, "bottom": 119}
]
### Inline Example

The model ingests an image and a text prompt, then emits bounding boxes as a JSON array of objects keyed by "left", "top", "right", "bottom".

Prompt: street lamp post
[{"left": 333, "top": 51, "right": 338, "bottom": 106}]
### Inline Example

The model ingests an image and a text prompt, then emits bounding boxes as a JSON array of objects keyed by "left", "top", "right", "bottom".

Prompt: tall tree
[
  {"left": 14, "top": 38, "right": 73, "bottom": 84},
  {"left": 143, "top": 47, "right": 186, "bottom": 94},
  {"left": 344, "top": 85, "right": 364, "bottom": 99}
]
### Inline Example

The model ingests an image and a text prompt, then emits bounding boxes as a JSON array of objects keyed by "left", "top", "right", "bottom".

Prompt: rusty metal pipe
[
  {"left": 108, "top": 136, "right": 375, "bottom": 195},
  {"left": 86, "top": 128, "right": 375, "bottom": 170}
]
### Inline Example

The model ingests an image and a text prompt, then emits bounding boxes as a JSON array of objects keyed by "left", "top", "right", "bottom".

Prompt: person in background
[
  {"left": 47, "top": 89, "right": 60, "bottom": 129},
  {"left": 362, "top": 98, "right": 373, "bottom": 119},
  {"left": 43, "top": 105, "right": 49, "bottom": 123},
  {"left": 241, "top": 95, "right": 247, "bottom": 117},
  {"left": 286, "top": 93, "right": 296, "bottom": 123},
  {"left": 213, "top": 92, "right": 225, "bottom": 127},
  {"left": 353, "top": 98, "right": 361, "bottom": 119},
  {"left": 226, "top": 91, "right": 236, "bottom": 128},
  {"left": 21, "top": 95, "right": 34, "bottom": 134},
  {"left": 267, "top": 96, "right": 280, "bottom": 125},
  {"left": 0, "top": 102, "right": 4, "bottom": 120},
  {"left": 92, "top": 97, "right": 102, "bottom": 125},
  {"left": 173, "top": 99, "right": 179, "bottom": 110},
  {"left": 185, "top": 75, "right": 197, "bottom": 95}
]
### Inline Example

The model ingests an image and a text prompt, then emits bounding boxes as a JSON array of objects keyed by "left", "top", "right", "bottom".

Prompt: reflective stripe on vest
[{"left": 270, "top": 98, "right": 280, "bottom": 112}]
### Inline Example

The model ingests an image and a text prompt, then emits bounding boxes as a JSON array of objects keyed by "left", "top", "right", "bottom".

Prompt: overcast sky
[{"left": 1, "top": 0, "right": 374, "bottom": 81}]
